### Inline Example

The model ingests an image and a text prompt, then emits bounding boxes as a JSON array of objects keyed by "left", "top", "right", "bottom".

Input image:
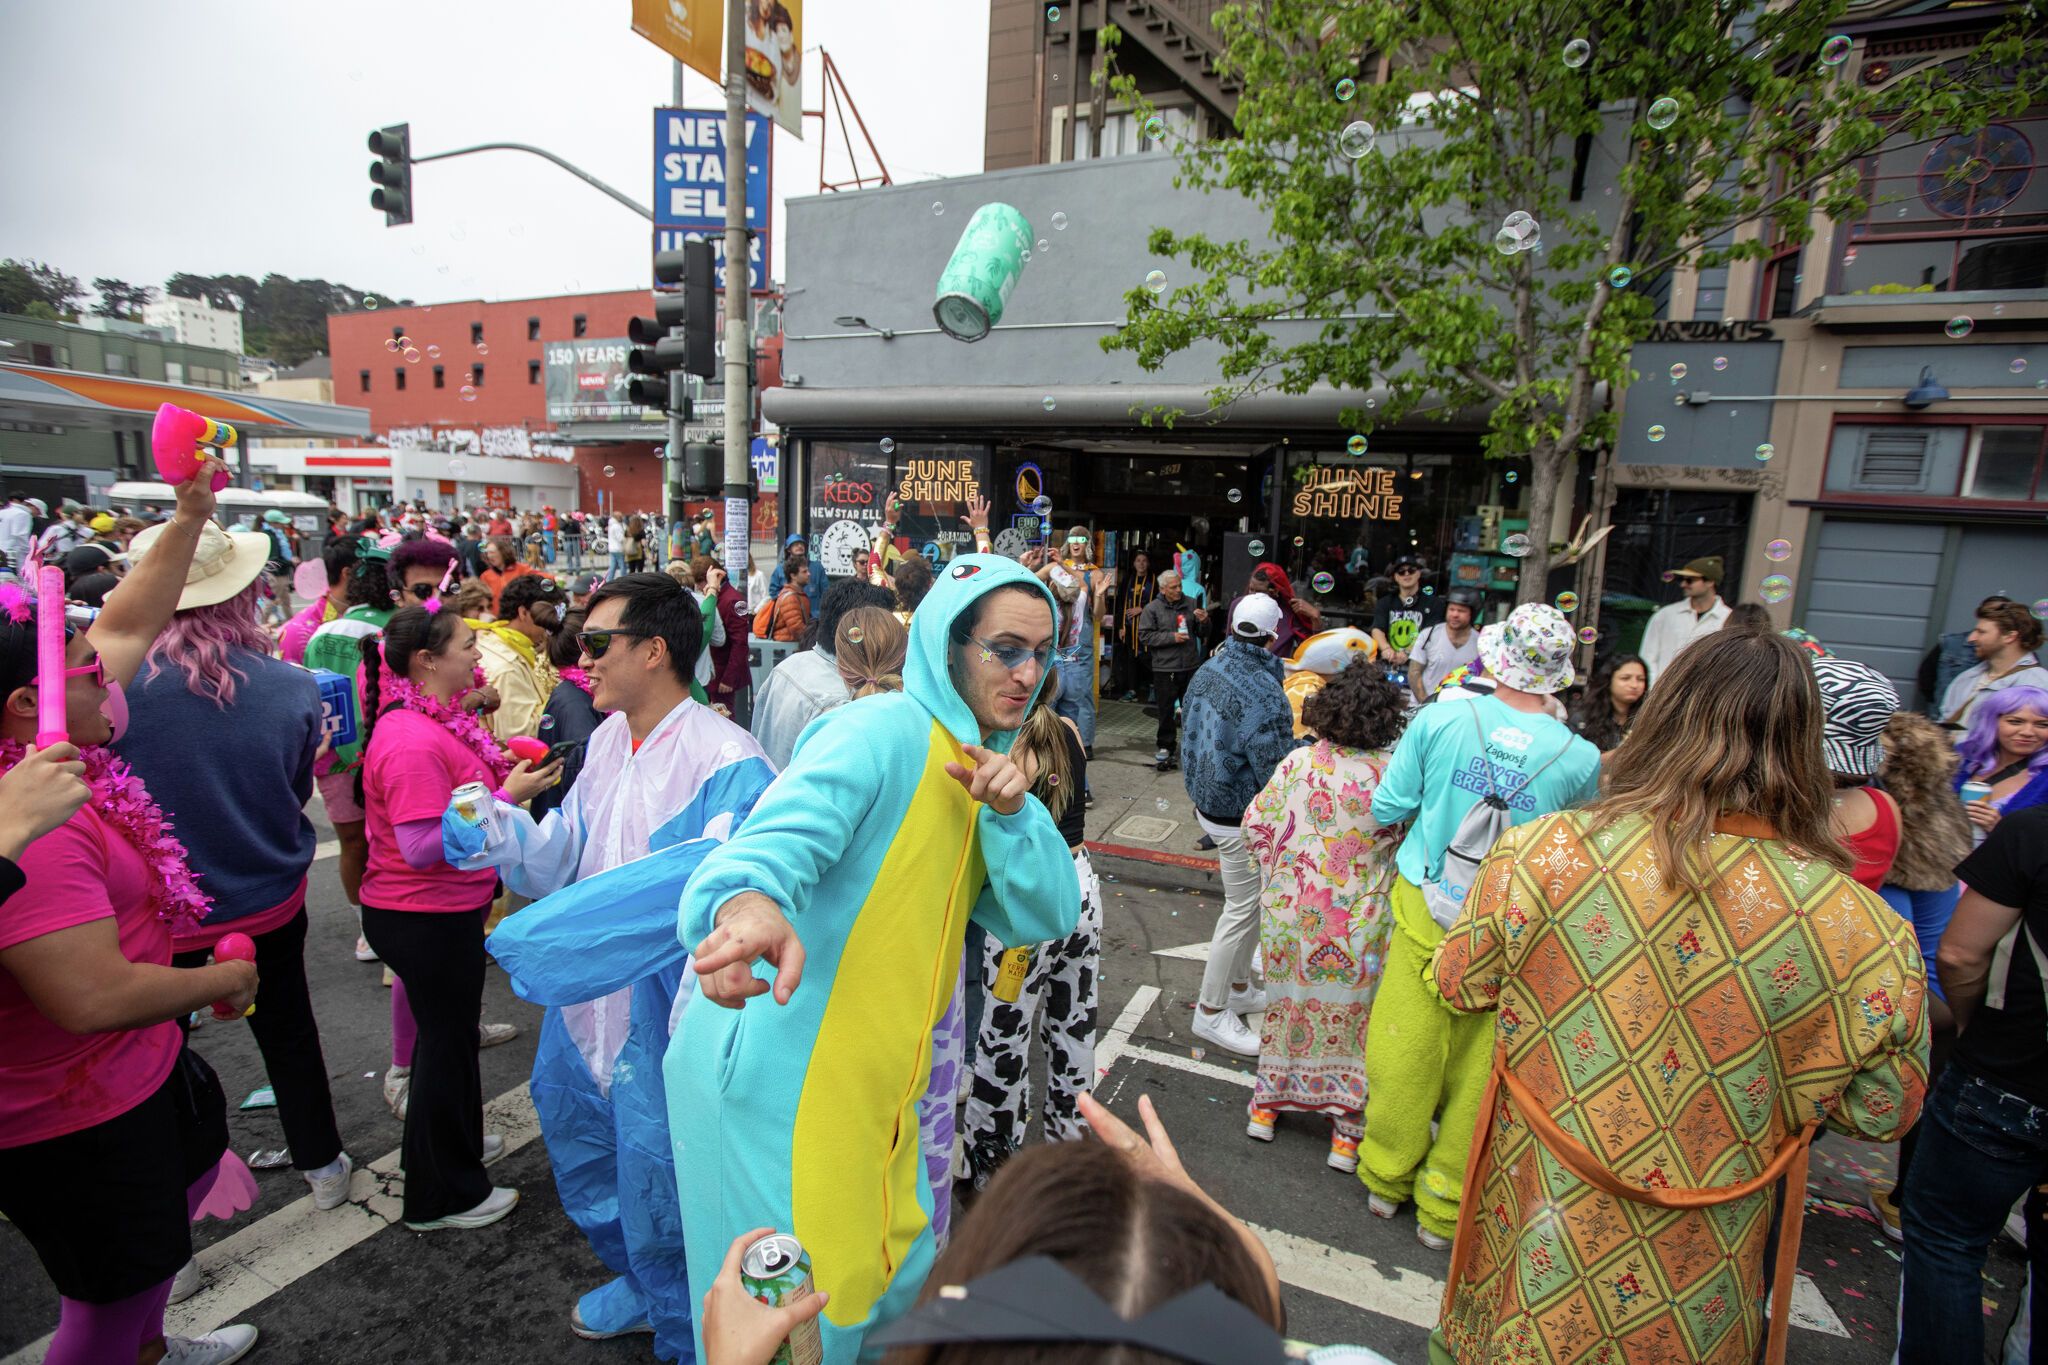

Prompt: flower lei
[
  {"left": 380, "top": 673, "right": 513, "bottom": 784},
  {"left": 0, "top": 739, "right": 211, "bottom": 932},
  {"left": 559, "top": 666, "right": 594, "bottom": 696}
]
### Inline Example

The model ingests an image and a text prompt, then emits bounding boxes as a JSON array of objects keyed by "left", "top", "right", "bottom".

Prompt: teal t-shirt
[{"left": 1370, "top": 694, "right": 1602, "bottom": 886}]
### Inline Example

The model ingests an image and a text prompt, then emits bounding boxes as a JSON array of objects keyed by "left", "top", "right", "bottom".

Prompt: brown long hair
[
  {"left": 1010, "top": 666, "right": 1075, "bottom": 824},
  {"left": 1587, "top": 629, "right": 1849, "bottom": 890},
  {"left": 834, "top": 607, "right": 906, "bottom": 699},
  {"left": 885, "top": 1141, "right": 1282, "bottom": 1364}
]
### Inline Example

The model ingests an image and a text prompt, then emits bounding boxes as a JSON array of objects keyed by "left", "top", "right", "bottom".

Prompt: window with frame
[
  {"left": 470, "top": 364, "right": 484, "bottom": 386},
  {"left": 527, "top": 316, "right": 541, "bottom": 341},
  {"left": 573, "top": 314, "right": 587, "bottom": 338},
  {"left": 1824, "top": 420, "right": 2046, "bottom": 503},
  {"left": 470, "top": 322, "right": 485, "bottom": 346},
  {"left": 433, "top": 365, "right": 446, "bottom": 388},
  {"left": 528, "top": 359, "right": 541, "bottom": 384},
  {"left": 394, "top": 367, "right": 406, "bottom": 391},
  {"left": 359, "top": 369, "right": 371, "bottom": 393},
  {"left": 1832, "top": 117, "right": 2048, "bottom": 296}
]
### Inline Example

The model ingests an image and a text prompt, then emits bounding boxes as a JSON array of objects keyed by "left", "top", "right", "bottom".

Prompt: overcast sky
[{"left": 1, "top": 0, "right": 987, "bottom": 308}]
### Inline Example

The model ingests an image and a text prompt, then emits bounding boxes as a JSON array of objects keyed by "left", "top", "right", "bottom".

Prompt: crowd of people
[{"left": 2, "top": 469, "right": 2045, "bottom": 1364}]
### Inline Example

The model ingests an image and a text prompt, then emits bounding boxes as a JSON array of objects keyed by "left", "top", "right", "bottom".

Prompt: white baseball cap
[{"left": 1230, "top": 593, "right": 1283, "bottom": 640}]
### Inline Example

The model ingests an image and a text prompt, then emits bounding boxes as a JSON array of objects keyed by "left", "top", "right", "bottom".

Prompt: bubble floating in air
[
  {"left": 1502, "top": 533, "right": 1533, "bottom": 558},
  {"left": 1946, "top": 315, "right": 1974, "bottom": 339},
  {"left": 1051, "top": 211, "right": 1069, "bottom": 231},
  {"left": 1578, "top": 626, "right": 1599, "bottom": 644},
  {"left": 1347, "top": 434, "right": 1368, "bottom": 456},
  {"left": 1713, "top": 356, "right": 1729, "bottom": 371},
  {"left": 1226, "top": 488, "right": 1242, "bottom": 503},
  {"left": 1041, "top": 395, "right": 1057, "bottom": 412},
  {"left": 1313, "top": 571, "right": 1335, "bottom": 593},
  {"left": 880, "top": 437, "right": 896, "bottom": 454},
  {"left": 1765, "top": 538, "right": 1793, "bottom": 562},
  {"left": 1555, "top": 591, "right": 1579, "bottom": 613},
  {"left": 1647, "top": 424, "right": 1666, "bottom": 443},
  {"left": 1754, "top": 442, "right": 1775, "bottom": 462},
  {"left": 1339, "top": 121, "right": 1377, "bottom": 158},
  {"left": 1248, "top": 540, "right": 1265, "bottom": 556},
  {"left": 1145, "top": 269, "right": 1168, "bottom": 294},
  {"left": 1759, "top": 574, "right": 1793, "bottom": 604},
  {"left": 448, "top": 459, "right": 468, "bottom": 476},
  {"left": 1562, "top": 38, "right": 1591, "bottom": 68},
  {"left": 1669, "top": 362, "right": 1688, "bottom": 381},
  {"left": 603, "top": 465, "right": 616, "bottom": 478},
  {"left": 1609, "top": 265, "right": 1634, "bottom": 288},
  {"left": 1646, "top": 96, "right": 1679, "bottom": 131},
  {"left": 1335, "top": 78, "right": 1356, "bottom": 101},
  {"left": 459, "top": 384, "right": 477, "bottom": 402},
  {"left": 1820, "top": 34, "right": 1852, "bottom": 65}
]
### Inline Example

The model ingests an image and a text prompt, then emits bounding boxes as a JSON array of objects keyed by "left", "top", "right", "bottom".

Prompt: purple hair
[
  {"left": 390, "top": 536, "right": 458, "bottom": 578},
  {"left": 148, "top": 583, "right": 273, "bottom": 707},
  {"left": 1956, "top": 684, "right": 2048, "bottom": 780}
]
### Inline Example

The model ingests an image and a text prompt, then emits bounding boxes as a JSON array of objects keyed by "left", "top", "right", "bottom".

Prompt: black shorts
[{"left": 0, "top": 1069, "right": 194, "bottom": 1303}]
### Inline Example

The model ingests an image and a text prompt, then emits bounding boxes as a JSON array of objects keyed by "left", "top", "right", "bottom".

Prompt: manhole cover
[{"left": 1110, "top": 815, "right": 1179, "bottom": 844}]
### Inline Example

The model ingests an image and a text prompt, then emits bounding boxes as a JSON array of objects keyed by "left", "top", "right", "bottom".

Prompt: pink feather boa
[
  {"left": 0, "top": 739, "right": 211, "bottom": 932},
  {"left": 379, "top": 673, "right": 513, "bottom": 784}
]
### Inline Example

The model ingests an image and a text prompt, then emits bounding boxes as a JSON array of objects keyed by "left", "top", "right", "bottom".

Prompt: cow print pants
[{"left": 962, "top": 849, "right": 1103, "bottom": 1191}]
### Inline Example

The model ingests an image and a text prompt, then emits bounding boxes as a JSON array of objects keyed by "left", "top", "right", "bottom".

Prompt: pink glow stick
[{"left": 35, "top": 567, "right": 67, "bottom": 748}]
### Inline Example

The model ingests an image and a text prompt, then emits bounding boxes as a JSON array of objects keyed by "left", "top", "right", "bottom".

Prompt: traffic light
[
  {"left": 367, "top": 124, "right": 413, "bottom": 226},
  {"left": 628, "top": 240, "right": 717, "bottom": 382}
]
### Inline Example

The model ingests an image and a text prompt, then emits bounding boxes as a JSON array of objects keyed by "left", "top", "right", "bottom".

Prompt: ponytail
[
  {"left": 1013, "top": 666, "right": 1074, "bottom": 824},
  {"left": 354, "top": 631, "right": 385, "bottom": 807},
  {"left": 834, "top": 607, "right": 908, "bottom": 700}
]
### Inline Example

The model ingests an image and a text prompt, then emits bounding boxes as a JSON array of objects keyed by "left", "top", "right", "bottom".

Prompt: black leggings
[
  {"left": 175, "top": 906, "right": 342, "bottom": 1172},
  {"left": 359, "top": 902, "right": 492, "bottom": 1222}
]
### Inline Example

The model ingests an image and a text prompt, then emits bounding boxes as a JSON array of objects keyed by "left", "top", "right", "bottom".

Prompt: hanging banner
[
  {"left": 631, "top": 0, "right": 722, "bottom": 87},
  {"left": 740, "top": 0, "right": 804, "bottom": 138}
]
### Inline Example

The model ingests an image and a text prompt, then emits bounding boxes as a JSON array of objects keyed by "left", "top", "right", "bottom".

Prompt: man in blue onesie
[{"left": 668, "top": 554, "right": 1081, "bottom": 1364}]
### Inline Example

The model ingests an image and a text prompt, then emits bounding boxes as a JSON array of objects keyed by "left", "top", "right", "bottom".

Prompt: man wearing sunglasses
[
  {"left": 474, "top": 575, "right": 565, "bottom": 743},
  {"left": 671, "top": 553, "right": 1081, "bottom": 1364},
  {"left": 459, "top": 571, "right": 777, "bottom": 1355},
  {"left": 1640, "top": 555, "right": 1730, "bottom": 684}
]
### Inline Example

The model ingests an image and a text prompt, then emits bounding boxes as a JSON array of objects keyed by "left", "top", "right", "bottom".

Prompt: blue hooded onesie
[{"left": 666, "top": 553, "right": 1082, "bottom": 1363}]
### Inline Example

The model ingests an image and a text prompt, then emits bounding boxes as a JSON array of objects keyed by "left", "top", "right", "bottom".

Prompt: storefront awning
[
  {"left": 0, "top": 363, "right": 372, "bottom": 441},
  {"left": 762, "top": 383, "right": 1486, "bottom": 433}
]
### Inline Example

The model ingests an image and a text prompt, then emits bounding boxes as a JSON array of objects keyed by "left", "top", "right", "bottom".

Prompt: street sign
[{"left": 655, "top": 108, "right": 772, "bottom": 292}]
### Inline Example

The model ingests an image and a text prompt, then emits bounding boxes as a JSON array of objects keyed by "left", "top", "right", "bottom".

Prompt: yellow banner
[
  {"left": 632, "top": 0, "right": 722, "bottom": 88},
  {"left": 740, "top": 0, "right": 804, "bottom": 138}
]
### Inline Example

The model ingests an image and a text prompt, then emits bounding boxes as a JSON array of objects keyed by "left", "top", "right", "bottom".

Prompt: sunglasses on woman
[
  {"left": 576, "top": 629, "right": 645, "bottom": 659},
  {"left": 404, "top": 582, "right": 436, "bottom": 600}
]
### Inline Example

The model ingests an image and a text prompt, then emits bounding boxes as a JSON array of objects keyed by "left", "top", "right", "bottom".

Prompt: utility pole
[
  {"left": 720, "top": 0, "right": 753, "bottom": 580},
  {"left": 669, "top": 58, "right": 687, "bottom": 533}
]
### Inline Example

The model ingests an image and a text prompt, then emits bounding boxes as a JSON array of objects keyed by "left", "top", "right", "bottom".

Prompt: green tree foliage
[
  {"left": 1104, "top": 0, "right": 2043, "bottom": 600},
  {"left": 0, "top": 259, "right": 85, "bottom": 319},
  {"left": 167, "top": 272, "right": 404, "bottom": 365},
  {"left": 90, "top": 277, "right": 155, "bottom": 320}
]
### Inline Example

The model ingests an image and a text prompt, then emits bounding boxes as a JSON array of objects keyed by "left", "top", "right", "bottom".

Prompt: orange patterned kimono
[{"left": 1431, "top": 812, "right": 1928, "bottom": 1365}]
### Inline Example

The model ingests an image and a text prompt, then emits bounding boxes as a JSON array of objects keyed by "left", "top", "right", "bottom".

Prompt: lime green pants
[{"left": 1358, "top": 876, "right": 1492, "bottom": 1240}]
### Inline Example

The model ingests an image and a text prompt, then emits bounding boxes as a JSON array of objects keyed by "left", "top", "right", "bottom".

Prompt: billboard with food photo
[{"left": 742, "top": 0, "right": 803, "bottom": 137}]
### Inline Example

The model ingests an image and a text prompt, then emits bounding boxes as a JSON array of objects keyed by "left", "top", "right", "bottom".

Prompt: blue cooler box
[{"left": 311, "top": 669, "right": 358, "bottom": 747}]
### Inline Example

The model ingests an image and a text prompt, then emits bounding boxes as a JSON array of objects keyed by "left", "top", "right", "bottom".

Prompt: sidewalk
[{"left": 1082, "top": 697, "right": 1223, "bottom": 892}]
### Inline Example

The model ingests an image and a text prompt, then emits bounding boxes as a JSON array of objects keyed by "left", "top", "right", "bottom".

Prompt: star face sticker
[{"left": 977, "top": 646, "right": 996, "bottom": 664}]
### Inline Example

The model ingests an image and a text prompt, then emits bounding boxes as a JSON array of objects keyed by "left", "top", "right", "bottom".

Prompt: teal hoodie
[{"left": 666, "top": 553, "right": 1081, "bottom": 1364}]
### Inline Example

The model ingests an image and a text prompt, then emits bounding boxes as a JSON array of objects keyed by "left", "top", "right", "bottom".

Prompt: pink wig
[{"left": 148, "top": 583, "right": 273, "bottom": 707}]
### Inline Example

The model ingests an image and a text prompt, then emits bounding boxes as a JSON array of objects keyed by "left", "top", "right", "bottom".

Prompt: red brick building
[{"left": 328, "top": 290, "right": 668, "bottom": 513}]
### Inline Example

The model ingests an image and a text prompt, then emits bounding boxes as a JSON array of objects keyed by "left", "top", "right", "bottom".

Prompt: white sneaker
[
  {"left": 1417, "top": 1224, "right": 1452, "bottom": 1252},
  {"left": 305, "top": 1152, "right": 354, "bottom": 1211},
  {"left": 1191, "top": 1007, "right": 1259, "bottom": 1057},
  {"left": 483, "top": 1133, "right": 507, "bottom": 1166},
  {"left": 405, "top": 1186, "right": 519, "bottom": 1232},
  {"left": 479, "top": 1021, "right": 520, "bottom": 1049},
  {"left": 160, "top": 1324, "right": 259, "bottom": 1365},
  {"left": 1225, "top": 983, "right": 1269, "bottom": 1014},
  {"left": 168, "top": 1256, "right": 203, "bottom": 1304},
  {"left": 1367, "top": 1193, "right": 1401, "bottom": 1219},
  {"left": 383, "top": 1065, "right": 411, "bottom": 1120},
  {"left": 354, "top": 934, "right": 378, "bottom": 963}
]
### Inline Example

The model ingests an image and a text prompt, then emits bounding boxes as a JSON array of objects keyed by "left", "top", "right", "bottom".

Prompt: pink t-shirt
[
  {"left": 0, "top": 807, "right": 182, "bottom": 1148},
  {"left": 279, "top": 595, "right": 340, "bottom": 667},
  {"left": 360, "top": 708, "right": 500, "bottom": 912}
]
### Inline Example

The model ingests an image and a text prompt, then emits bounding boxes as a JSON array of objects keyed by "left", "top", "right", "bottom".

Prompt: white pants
[{"left": 1199, "top": 825, "right": 1262, "bottom": 1011}]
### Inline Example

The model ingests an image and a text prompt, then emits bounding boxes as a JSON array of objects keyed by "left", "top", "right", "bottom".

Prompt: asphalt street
[{"left": 0, "top": 804, "right": 2027, "bottom": 1363}]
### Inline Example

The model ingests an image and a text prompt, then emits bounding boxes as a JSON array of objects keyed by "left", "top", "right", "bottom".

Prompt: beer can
[
  {"left": 933, "top": 203, "right": 1034, "bottom": 342},
  {"left": 993, "top": 945, "right": 1033, "bottom": 1003},
  {"left": 450, "top": 781, "right": 497, "bottom": 841},
  {"left": 740, "top": 1233, "right": 823, "bottom": 1365}
]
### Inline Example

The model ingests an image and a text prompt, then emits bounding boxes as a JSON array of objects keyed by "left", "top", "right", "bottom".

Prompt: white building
[
  {"left": 243, "top": 443, "right": 579, "bottom": 514},
  {"left": 142, "top": 296, "right": 245, "bottom": 355}
]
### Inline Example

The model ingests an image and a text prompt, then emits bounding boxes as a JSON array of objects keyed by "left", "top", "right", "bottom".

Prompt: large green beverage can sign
[{"left": 933, "top": 203, "right": 1033, "bottom": 342}]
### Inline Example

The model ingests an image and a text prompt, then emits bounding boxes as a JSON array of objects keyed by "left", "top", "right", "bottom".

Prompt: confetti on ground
[
  {"left": 1824, "top": 1258, "right": 1838, "bottom": 1267},
  {"left": 1843, "top": 1287, "right": 1866, "bottom": 1299}
]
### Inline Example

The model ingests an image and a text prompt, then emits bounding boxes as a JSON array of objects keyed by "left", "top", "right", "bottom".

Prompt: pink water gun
[
  {"left": 151, "top": 403, "right": 235, "bottom": 491},
  {"left": 211, "top": 932, "right": 257, "bottom": 1019},
  {"left": 35, "top": 567, "right": 67, "bottom": 748},
  {"left": 505, "top": 736, "right": 550, "bottom": 766}
]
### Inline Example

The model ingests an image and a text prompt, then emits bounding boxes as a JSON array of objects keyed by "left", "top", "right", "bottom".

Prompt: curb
[{"left": 1084, "top": 839, "right": 1221, "bottom": 895}]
